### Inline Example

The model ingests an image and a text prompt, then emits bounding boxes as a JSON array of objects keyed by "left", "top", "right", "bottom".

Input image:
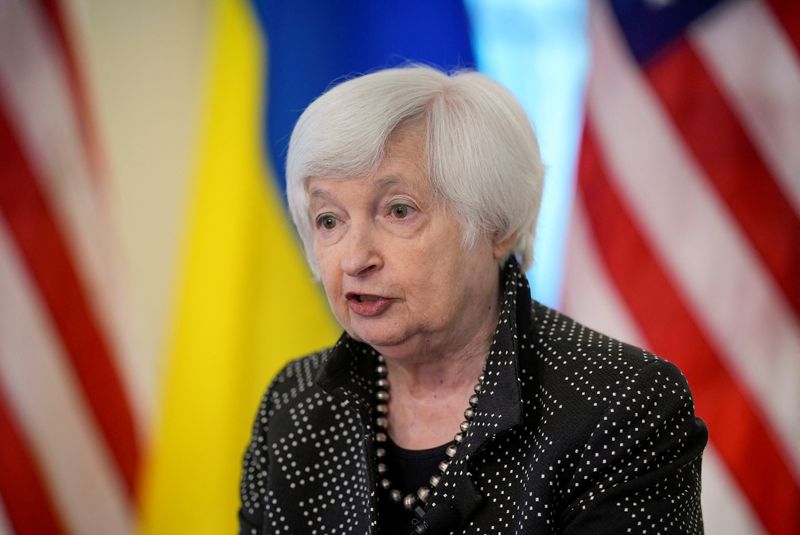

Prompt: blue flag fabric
[{"left": 250, "top": 0, "right": 476, "bottom": 193}]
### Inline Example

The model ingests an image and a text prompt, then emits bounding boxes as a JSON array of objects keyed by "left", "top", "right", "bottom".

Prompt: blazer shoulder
[
  {"left": 526, "top": 300, "right": 695, "bottom": 408},
  {"left": 257, "top": 347, "right": 334, "bottom": 411},
  {"left": 269, "top": 349, "right": 330, "bottom": 390}
]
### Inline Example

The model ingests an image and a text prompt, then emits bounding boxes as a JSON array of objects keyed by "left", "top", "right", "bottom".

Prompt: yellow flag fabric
[{"left": 138, "top": 1, "right": 339, "bottom": 532}]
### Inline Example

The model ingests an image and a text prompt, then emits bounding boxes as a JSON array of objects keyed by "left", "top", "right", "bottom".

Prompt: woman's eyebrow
[
  {"left": 308, "top": 175, "right": 410, "bottom": 205},
  {"left": 308, "top": 187, "right": 333, "bottom": 201},
  {"left": 374, "top": 175, "right": 407, "bottom": 191}
]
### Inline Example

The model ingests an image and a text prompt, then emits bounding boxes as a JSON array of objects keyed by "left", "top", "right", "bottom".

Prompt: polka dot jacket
[{"left": 239, "top": 258, "right": 708, "bottom": 534}]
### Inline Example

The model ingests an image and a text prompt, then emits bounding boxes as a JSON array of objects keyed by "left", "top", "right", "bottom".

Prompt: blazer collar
[
  {"left": 422, "top": 258, "right": 531, "bottom": 532},
  {"left": 457, "top": 257, "right": 529, "bottom": 459},
  {"left": 316, "top": 332, "right": 379, "bottom": 411}
]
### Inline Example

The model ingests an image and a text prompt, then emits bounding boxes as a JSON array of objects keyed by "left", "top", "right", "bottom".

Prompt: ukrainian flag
[{"left": 139, "top": 1, "right": 475, "bottom": 532}]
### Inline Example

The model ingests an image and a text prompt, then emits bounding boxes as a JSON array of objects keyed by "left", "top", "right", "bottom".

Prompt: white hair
[{"left": 286, "top": 65, "right": 544, "bottom": 273}]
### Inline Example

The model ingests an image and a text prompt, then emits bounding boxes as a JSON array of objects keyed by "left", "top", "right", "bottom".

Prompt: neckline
[{"left": 385, "top": 437, "right": 449, "bottom": 460}]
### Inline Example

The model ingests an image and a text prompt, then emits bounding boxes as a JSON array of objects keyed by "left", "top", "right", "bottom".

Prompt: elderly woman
[{"left": 239, "top": 66, "right": 707, "bottom": 534}]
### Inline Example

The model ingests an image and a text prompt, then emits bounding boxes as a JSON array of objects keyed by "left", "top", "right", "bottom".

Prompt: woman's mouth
[{"left": 345, "top": 293, "right": 393, "bottom": 316}]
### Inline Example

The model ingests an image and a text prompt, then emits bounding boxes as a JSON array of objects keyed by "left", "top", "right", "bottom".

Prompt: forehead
[
  {"left": 307, "top": 128, "right": 429, "bottom": 200},
  {"left": 308, "top": 174, "right": 423, "bottom": 200}
]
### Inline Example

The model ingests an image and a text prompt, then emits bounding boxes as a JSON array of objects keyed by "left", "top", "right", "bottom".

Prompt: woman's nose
[{"left": 340, "top": 224, "right": 382, "bottom": 277}]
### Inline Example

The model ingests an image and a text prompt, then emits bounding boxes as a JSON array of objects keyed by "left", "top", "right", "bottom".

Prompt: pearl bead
[
  {"left": 374, "top": 356, "right": 487, "bottom": 514},
  {"left": 417, "top": 486, "right": 430, "bottom": 502}
]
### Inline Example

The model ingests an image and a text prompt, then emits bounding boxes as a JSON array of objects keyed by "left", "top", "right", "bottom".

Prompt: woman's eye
[
  {"left": 316, "top": 214, "right": 338, "bottom": 230},
  {"left": 390, "top": 204, "right": 414, "bottom": 219}
]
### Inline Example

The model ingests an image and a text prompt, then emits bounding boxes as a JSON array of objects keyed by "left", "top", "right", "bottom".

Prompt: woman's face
[{"left": 308, "top": 127, "right": 507, "bottom": 361}]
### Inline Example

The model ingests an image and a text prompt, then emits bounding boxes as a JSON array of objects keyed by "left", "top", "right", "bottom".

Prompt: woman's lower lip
[{"left": 347, "top": 297, "right": 392, "bottom": 317}]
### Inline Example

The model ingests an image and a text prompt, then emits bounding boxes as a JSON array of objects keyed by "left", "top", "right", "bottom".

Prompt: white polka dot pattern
[{"left": 239, "top": 259, "right": 707, "bottom": 534}]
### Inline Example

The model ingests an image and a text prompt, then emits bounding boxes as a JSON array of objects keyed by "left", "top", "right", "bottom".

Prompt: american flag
[
  {"left": 563, "top": 0, "right": 799, "bottom": 533},
  {"left": 0, "top": 0, "right": 143, "bottom": 533}
]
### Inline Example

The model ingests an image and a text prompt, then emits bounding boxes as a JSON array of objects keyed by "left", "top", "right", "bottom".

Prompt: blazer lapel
[
  {"left": 421, "top": 259, "right": 530, "bottom": 532},
  {"left": 316, "top": 335, "right": 382, "bottom": 533}
]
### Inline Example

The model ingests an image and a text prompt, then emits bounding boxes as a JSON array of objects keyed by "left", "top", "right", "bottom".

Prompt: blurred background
[{"left": 0, "top": 0, "right": 797, "bottom": 533}]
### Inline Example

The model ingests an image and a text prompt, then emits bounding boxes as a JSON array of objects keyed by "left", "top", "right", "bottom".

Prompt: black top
[
  {"left": 239, "top": 258, "right": 708, "bottom": 534},
  {"left": 378, "top": 439, "right": 449, "bottom": 535}
]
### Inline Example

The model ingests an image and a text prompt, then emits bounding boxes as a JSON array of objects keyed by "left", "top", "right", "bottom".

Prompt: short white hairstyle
[{"left": 286, "top": 65, "right": 544, "bottom": 273}]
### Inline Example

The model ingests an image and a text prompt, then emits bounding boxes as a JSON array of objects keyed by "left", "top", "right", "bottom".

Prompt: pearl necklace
[{"left": 373, "top": 354, "right": 484, "bottom": 517}]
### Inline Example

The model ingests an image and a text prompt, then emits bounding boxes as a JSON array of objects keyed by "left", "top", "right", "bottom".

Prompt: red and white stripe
[
  {"left": 0, "top": 223, "right": 134, "bottom": 534},
  {"left": 693, "top": 0, "right": 800, "bottom": 212},
  {"left": 0, "top": 0, "right": 143, "bottom": 532},
  {"left": 564, "top": 203, "right": 764, "bottom": 535},
  {"left": 564, "top": 1, "right": 800, "bottom": 534}
]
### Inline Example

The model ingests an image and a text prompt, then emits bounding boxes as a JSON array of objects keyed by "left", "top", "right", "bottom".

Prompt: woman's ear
[{"left": 492, "top": 231, "right": 518, "bottom": 261}]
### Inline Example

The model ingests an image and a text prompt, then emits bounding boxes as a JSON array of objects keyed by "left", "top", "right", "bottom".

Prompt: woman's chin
[
  {"left": 344, "top": 315, "right": 399, "bottom": 341},
  {"left": 353, "top": 332, "right": 406, "bottom": 352},
  {"left": 347, "top": 327, "right": 416, "bottom": 357}
]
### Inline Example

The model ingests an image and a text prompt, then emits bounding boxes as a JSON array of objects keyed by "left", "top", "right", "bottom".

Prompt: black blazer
[{"left": 239, "top": 260, "right": 708, "bottom": 534}]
